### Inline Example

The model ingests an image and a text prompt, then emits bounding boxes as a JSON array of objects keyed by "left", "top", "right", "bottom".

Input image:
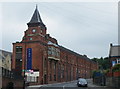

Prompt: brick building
[
  {"left": 12, "top": 6, "right": 98, "bottom": 85},
  {"left": 0, "top": 50, "right": 24, "bottom": 89},
  {"left": 0, "top": 50, "right": 12, "bottom": 88},
  {"left": 109, "top": 43, "right": 120, "bottom": 67}
]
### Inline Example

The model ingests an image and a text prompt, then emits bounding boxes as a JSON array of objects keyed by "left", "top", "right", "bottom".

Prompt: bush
[
  {"left": 103, "top": 69, "right": 110, "bottom": 74},
  {"left": 112, "top": 64, "right": 120, "bottom": 72},
  {"left": 6, "top": 82, "right": 14, "bottom": 89}
]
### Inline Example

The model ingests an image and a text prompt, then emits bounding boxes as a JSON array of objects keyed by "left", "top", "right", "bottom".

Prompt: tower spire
[
  {"left": 27, "top": 5, "right": 45, "bottom": 28},
  {"left": 36, "top": 4, "right": 38, "bottom": 9}
]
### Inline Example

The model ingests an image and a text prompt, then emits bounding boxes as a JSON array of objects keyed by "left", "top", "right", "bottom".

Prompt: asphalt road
[{"left": 26, "top": 79, "right": 114, "bottom": 89}]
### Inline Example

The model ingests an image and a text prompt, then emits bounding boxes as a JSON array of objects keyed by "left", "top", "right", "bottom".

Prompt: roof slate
[
  {"left": 0, "top": 50, "right": 12, "bottom": 60},
  {"left": 59, "top": 45, "right": 95, "bottom": 63},
  {"left": 109, "top": 44, "right": 120, "bottom": 57},
  {"left": 28, "top": 5, "right": 44, "bottom": 25}
]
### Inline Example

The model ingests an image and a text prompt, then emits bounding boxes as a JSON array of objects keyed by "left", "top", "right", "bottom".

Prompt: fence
[
  {"left": 93, "top": 74, "right": 106, "bottom": 86},
  {"left": 106, "top": 72, "right": 120, "bottom": 88}
]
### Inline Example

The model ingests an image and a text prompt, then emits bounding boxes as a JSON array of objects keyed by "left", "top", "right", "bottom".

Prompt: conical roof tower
[{"left": 27, "top": 5, "right": 46, "bottom": 29}]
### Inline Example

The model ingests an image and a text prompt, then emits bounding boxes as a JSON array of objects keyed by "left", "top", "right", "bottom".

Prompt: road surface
[{"left": 26, "top": 79, "right": 115, "bottom": 89}]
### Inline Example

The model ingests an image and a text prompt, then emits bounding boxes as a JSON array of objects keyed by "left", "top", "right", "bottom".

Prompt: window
[
  {"left": 44, "top": 59, "right": 47, "bottom": 74},
  {"left": 30, "top": 38, "right": 32, "bottom": 40},
  {"left": 49, "top": 60, "right": 52, "bottom": 73},
  {"left": 117, "top": 58, "right": 120, "bottom": 64},
  {"left": 48, "top": 51, "right": 52, "bottom": 55},
  {"left": 2, "top": 68, "right": 5, "bottom": 76},
  {"left": 54, "top": 75, "right": 56, "bottom": 81},
  {"left": 52, "top": 51, "right": 55, "bottom": 56},
  {"left": 50, "top": 74, "right": 52, "bottom": 81},
  {"left": 54, "top": 62, "right": 56, "bottom": 73},
  {"left": 61, "top": 65, "right": 64, "bottom": 78},
  {"left": 20, "top": 59, "right": 22, "bottom": 62},
  {"left": 32, "top": 29, "right": 36, "bottom": 33},
  {"left": 41, "top": 30, "right": 42, "bottom": 33},
  {"left": 16, "top": 46, "right": 22, "bottom": 53},
  {"left": 48, "top": 47, "right": 52, "bottom": 51}
]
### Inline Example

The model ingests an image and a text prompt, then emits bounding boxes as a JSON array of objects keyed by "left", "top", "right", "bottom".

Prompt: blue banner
[{"left": 27, "top": 48, "right": 32, "bottom": 70}]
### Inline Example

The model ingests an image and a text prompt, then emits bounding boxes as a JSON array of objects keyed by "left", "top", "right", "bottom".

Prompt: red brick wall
[
  {"left": 12, "top": 22, "right": 98, "bottom": 85},
  {"left": 12, "top": 40, "right": 98, "bottom": 84}
]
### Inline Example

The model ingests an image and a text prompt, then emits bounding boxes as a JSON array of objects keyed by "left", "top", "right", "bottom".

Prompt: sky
[{"left": 0, "top": 1, "right": 118, "bottom": 58}]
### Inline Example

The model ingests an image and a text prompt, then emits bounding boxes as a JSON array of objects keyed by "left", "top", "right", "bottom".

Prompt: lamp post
[{"left": 23, "top": 39, "right": 27, "bottom": 89}]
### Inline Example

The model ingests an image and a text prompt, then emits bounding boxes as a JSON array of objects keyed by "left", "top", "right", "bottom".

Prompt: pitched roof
[
  {"left": 0, "top": 49, "right": 12, "bottom": 60},
  {"left": 29, "top": 5, "right": 43, "bottom": 24},
  {"left": 27, "top": 5, "right": 45, "bottom": 27},
  {"left": 59, "top": 45, "right": 95, "bottom": 63},
  {"left": 109, "top": 44, "right": 120, "bottom": 57}
]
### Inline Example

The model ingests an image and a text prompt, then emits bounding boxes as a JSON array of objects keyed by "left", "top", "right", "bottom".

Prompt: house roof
[
  {"left": 109, "top": 44, "right": 120, "bottom": 57},
  {"left": 48, "top": 41, "right": 59, "bottom": 47},
  {"left": 27, "top": 5, "right": 45, "bottom": 27},
  {"left": 59, "top": 45, "right": 96, "bottom": 63},
  {"left": 0, "top": 49, "right": 12, "bottom": 60},
  {"left": 29, "top": 5, "right": 43, "bottom": 24}
]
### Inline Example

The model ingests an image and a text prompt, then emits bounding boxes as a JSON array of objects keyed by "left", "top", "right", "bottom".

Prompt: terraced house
[
  {"left": 12, "top": 6, "right": 98, "bottom": 85},
  {"left": 109, "top": 43, "right": 120, "bottom": 67}
]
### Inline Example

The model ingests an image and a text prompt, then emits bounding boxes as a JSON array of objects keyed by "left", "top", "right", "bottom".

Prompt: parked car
[{"left": 77, "top": 78, "right": 88, "bottom": 87}]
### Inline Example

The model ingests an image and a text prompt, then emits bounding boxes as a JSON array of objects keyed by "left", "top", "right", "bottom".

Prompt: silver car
[{"left": 77, "top": 78, "right": 88, "bottom": 87}]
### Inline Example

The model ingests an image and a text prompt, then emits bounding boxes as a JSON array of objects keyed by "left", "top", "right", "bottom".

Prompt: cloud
[{"left": 1, "top": 2, "right": 118, "bottom": 58}]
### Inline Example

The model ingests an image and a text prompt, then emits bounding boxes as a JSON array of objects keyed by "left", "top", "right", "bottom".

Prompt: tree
[{"left": 91, "top": 57, "right": 110, "bottom": 70}]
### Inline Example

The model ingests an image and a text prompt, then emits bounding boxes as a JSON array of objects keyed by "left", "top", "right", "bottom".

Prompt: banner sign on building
[{"left": 27, "top": 48, "right": 32, "bottom": 70}]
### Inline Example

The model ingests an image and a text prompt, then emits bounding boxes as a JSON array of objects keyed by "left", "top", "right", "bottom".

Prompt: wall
[
  {"left": 106, "top": 71, "right": 120, "bottom": 88},
  {"left": 2, "top": 77, "right": 24, "bottom": 89}
]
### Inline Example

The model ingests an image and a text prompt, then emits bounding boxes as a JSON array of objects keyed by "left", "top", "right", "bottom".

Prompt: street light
[{"left": 23, "top": 39, "right": 27, "bottom": 89}]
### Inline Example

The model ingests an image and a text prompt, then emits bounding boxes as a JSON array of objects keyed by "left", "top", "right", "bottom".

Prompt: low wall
[
  {"left": 112, "top": 77, "right": 120, "bottom": 88},
  {"left": 106, "top": 77, "right": 120, "bottom": 88},
  {"left": 106, "top": 71, "right": 120, "bottom": 88},
  {"left": 2, "top": 77, "right": 24, "bottom": 89},
  {"left": 106, "top": 77, "right": 113, "bottom": 87}
]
